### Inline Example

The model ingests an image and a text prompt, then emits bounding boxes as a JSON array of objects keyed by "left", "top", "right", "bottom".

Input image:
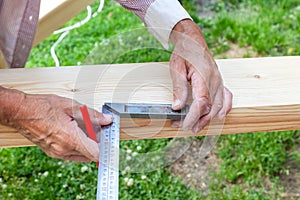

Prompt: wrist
[
  {"left": 0, "top": 86, "right": 26, "bottom": 126},
  {"left": 170, "top": 19, "right": 208, "bottom": 49}
]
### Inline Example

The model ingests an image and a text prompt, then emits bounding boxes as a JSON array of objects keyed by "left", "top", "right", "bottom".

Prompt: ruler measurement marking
[
  {"left": 97, "top": 107, "right": 120, "bottom": 200},
  {"left": 97, "top": 103, "right": 187, "bottom": 200}
]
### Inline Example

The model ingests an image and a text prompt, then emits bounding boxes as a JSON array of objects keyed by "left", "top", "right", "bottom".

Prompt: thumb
[
  {"left": 86, "top": 106, "right": 113, "bottom": 126},
  {"left": 170, "top": 54, "right": 189, "bottom": 110},
  {"left": 75, "top": 105, "right": 113, "bottom": 126}
]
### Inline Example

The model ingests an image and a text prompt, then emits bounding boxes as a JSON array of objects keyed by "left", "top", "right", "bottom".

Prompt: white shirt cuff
[{"left": 144, "top": 0, "right": 192, "bottom": 49}]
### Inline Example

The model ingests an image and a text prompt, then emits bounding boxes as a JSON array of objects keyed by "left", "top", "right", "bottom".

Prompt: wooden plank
[
  {"left": 34, "top": 0, "right": 96, "bottom": 46},
  {"left": 0, "top": 56, "right": 300, "bottom": 147}
]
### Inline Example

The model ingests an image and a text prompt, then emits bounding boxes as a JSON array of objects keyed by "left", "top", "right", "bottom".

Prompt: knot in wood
[{"left": 70, "top": 88, "right": 79, "bottom": 92}]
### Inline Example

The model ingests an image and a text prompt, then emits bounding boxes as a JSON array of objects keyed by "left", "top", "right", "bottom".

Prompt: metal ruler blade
[
  {"left": 97, "top": 105, "right": 120, "bottom": 200},
  {"left": 96, "top": 103, "right": 188, "bottom": 200}
]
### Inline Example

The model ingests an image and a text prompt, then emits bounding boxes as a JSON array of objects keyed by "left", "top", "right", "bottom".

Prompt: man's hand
[
  {"left": 170, "top": 19, "right": 232, "bottom": 133},
  {"left": 2, "top": 89, "right": 112, "bottom": 162}
]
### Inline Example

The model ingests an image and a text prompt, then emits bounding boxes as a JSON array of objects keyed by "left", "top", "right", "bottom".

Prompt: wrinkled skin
[
  {"left": 8, "top": 93, "right": 112, "bottom": 162},
  {"left": 0, "top": 19, "right": 232, "bottom": 163},
  {"left": 170, "top": 19, "right": 232, "bottom": 133}
]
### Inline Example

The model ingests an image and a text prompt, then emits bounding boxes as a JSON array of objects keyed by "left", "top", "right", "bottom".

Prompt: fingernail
[
  {"left": 171, "top": 121, "right": 182, "bottom": 128},
  {"left": 219, "top": 113, "right": 225, "bottom": 120},
  {"left": 182, "top": 125, "right": 190, "bottom": 132},
  {"left": 173, "top": 99, "right": 181, "bottom": 109},
  {"left": 205, "top": 106, "right": 211, "bottom": 114},
  {"left": 192, "top": 126, "right": 202, "bottom": 133},
  {"left": 171, "top": 123, "right": 179, "bottom": 128},
  {"left": 104, "top": 114, "right": 113, "bottom": 121}
]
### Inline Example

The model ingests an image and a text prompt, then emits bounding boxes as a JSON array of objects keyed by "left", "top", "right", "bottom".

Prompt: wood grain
[{"left": 0, "top": 56, "right": 300, "bottom": 147}]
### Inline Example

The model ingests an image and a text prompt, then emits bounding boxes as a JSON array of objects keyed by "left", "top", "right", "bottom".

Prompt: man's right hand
[{"left": 0, "top": 87, "right": 112, "bottom": 162}]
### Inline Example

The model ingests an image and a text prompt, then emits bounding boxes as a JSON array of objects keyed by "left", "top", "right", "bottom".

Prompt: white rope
[
  {"left": 93, "top": 0, "right": 105, "bottom": 18},
  {"left": 50, "top": 0, "right": 105, "bottom": 67},
  {"left": 50, "top": 31, "right": 70, "bottom": 67},
  {"left": 53, "top": 6, "right": 92, "bottom": 35}
]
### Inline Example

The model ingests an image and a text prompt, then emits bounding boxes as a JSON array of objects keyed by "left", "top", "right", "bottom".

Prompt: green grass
[
  {"left": 0, "top": 143, "right": 201, "bottom": 199},
  {"left": 208, "top": 131, "right": 300, "bottom": 200},
  {"left": 196, "top": 0, "right": 300, "bottom": 56},
  {"left": 1, "top": 0, "right": 300, "bottom": 199}
]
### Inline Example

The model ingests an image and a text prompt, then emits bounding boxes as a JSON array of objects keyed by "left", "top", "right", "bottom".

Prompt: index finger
[
  {"left": 182, "top": 71, "right": 211, "bottom": 130},
  {"left": 73, "top": 124, "right": 100, "bottom": 162},
  {"left": 183, "top": 97, "right": 210, "bottom": 131}
]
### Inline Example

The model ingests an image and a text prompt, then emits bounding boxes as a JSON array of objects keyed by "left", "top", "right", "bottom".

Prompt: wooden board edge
[{"left": 1, "top": 104, "right": 300, "bottom": 148}]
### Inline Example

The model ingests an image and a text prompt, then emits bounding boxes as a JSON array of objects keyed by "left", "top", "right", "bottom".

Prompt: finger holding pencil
[
  {"left": 2, "top": 93, "right": 112, "bottom": 162},
  {"left": 79, "top": 105, "right": 113, "bottom": 165}
]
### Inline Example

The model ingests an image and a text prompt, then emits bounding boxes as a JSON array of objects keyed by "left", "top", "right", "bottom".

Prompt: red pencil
[{"left": 79, "top": 105, "right": 99, "bottom": 166}]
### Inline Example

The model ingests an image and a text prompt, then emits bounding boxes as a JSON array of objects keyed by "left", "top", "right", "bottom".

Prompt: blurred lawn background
[{"left": 1, "top": 0, "right": 300, "bottom": 199}]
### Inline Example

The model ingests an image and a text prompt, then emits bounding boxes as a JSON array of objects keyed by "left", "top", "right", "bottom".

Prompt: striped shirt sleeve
[
  {"left": 116, "top": 0, "right": 192, "bottom": 49},
  {"left": 0, "top": 0, "right": 40, "bottom": 68}
]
